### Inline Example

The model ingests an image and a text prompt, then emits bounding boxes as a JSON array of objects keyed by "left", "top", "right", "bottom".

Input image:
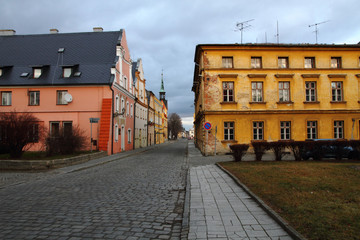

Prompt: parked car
[{"left": 301, "top": 139, "right": 357, "bottom": 160}]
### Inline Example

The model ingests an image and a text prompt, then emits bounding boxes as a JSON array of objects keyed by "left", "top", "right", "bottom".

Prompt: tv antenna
[
  {"left": 235, "top": 19, "right": 254, "bottom": 44},
  {"left": 275, "top": 21, "right": 279, "bottom": 44},
  {"left": 309, "top": 20, "right": 329, "bottom": 44}
]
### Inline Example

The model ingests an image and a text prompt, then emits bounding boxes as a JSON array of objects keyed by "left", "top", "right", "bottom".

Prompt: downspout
[
  {"left": 147, "top": 104, "right": 149, "bottom": 147},
  {"left": 133, "top": 100, "right": 136, "bottom": 150},
  {"left": 110, "top": 84, "right": 114, "bottom": 155}
]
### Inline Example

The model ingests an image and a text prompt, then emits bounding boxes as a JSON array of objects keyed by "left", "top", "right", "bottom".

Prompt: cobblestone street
[{"left": 0, "top": 141, "right": 188, "bottom": 240}]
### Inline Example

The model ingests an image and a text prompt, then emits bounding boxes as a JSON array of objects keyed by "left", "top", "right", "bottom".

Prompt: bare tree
[
  {"left": 0, "top": 111, "right": 45, "bottom": 158},
  {"left": 168, "top": 113, "right": 183, "bottom": 139}
]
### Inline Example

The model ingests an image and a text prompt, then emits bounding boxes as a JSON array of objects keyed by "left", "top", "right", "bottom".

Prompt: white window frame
[
  {"left": 331, "top": 81, "right": 343, "bottom": 102},
  {"left": 1, "top": 91, "right": 12, "bottom": 106},
  {"left": 253, "top": 121, "right": 264, "bottom": 140},
  {"left": 115, "top": 124, "right": 119, "bottom": 142},
  {"left": 251, "top": 82, "right": 263, "bottom": 102},
  {"left": 29, "top": 91, "right": 40, "bottom": 106},
  {"left": 278, "top": 57, "right": 289, "bottom": 69},
  {"left": 224, "top": 122, "right": 234, "bottom": 141},
  {"left": 304, "top": 57, "right": 315, "bottom": 69},
  {"left": 223, "top": 82, "right": 234, "bottom": 102},
  {"left": 63, "top": 67, "right": 72, "bottom": 78},
  {"left": 334, "top": 121, "right": 344, "bottom": 139},
  {"left": 115, "top": 95, "right": 119, "bottom": 113},
  {"left": 33, "top": 68, "right": 42, "bottom": 78},
  {"left": 127, "top": 129, "right": 132, "bottom": 143},
  {"left": 222, "top": 57, "right": 233, "bottom": 68},
  {"left": 305, "top": 82, "right": 317, "bottom": 102},
  {"left": 279, "top": 82, "right": 290, "bottom": 102},
  {"left": 251, "top": 57, "right": 262, "bottom": 68},
  {"left": 280, "top": 121, "right": 291, "bottom": 140},
  {"left": 57, "top": 90, "right": 68, "bottom": 105},
  {"left": 307, "top": 121, "right": 317, "bottom": 139}
]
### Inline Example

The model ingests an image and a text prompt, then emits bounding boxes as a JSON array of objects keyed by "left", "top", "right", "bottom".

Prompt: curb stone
[{"left": 216, "top": 162, "right": 307, "bottom": 240}]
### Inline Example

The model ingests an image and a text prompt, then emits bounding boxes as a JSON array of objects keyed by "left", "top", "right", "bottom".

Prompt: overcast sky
[{"left": 1, "top": 0, "right": 360, "bottom": 130}]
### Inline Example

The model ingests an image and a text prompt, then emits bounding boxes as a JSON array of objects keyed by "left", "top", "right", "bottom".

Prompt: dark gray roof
[{"left": 0, "top": 30, "right": 123, "bottom": 86}]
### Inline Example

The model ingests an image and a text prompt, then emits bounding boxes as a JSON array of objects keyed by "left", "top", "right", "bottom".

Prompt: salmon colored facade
[{"left": 0, "top": 29, "right": 135, "bottom": 155}]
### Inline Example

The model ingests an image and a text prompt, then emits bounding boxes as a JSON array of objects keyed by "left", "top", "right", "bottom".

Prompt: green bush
[{"left": 229, "top": 144, "right": 249, "bottom": 162}]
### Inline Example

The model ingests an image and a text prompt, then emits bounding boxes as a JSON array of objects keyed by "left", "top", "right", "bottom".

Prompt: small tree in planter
[
  {"left": 349, "top": 140, "right": 360, "bottom": 160},
  {"left": 229, "top": 144, "right": 249, "bottom": 162},
  {"left": 251, "top": 141, "right": 269, "bottom": 161},
  {"left": 268, "top": 141, "right": 289, "bottom": 161},
  {"left": 331, "top": 139, "right": 349, "bottom": 161}
]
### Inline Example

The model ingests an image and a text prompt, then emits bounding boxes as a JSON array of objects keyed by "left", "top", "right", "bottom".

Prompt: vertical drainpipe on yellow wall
[{"left": 133, "top": 99, "right": 136, "bottom": 150}]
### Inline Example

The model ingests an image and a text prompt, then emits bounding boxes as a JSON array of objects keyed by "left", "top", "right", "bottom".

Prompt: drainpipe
[
  {"left": 133, "top": 100, "right": 136, "bottom": 150},
  {"left": 110, "top": 84, "right": 114, "bottom": 155}
]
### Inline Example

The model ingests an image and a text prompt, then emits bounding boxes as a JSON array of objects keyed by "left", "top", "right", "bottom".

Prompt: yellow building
[{"left": 192, "top": 44, "right": 360, "bottom": 155}]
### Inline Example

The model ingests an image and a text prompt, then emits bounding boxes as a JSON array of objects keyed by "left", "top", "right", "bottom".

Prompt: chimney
[
  {"left": 50, "top": 29, "right": 59, "bottom": 34},
  {"left": 0, "top": 29, "right": 16, "bottom": 36},
  {"left": 93, "top": 27, "right": 103, "bottom": 32}
]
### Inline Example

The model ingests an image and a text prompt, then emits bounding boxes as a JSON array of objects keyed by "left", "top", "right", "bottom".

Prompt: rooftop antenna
[
  {"left": 309, "top": 20, "right": 329, "bottom": 44},
  {"left": 235, "top": 19, "right": 254, "bottom": 44},
  {"left": 275, "top": 21, "right": 279, "bottom": 44}
]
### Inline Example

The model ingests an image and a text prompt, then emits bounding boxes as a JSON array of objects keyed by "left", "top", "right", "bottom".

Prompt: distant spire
[{"left": 160, "top": 70, "right": 165, "bottom": 93}]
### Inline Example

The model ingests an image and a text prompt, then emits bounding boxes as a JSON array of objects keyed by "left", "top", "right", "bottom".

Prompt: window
[
  {"left": 253, "top": 121, "right": 264, "bottom": 140},
  {"left": 1, "top": 92, "right": 12, "bottom": 106},
  {"left": 63, "top": 122, "right": 72, "bottom": 137},
  {"left": 223, "top": 82, "right": 234, "bottom": 102},
  {"left": 251, "top": 57, "right": 262, "bottom": 68},
  {"left": 33, "top": 68, "right": 42, "bottom": 78},
  {"left": 29, "top": 91, "right": 40, "bottom": 106},
  {"left": 279, "top": 82, "right": 290, "bottom": 102},
  {"left": 115, "top": 124, "right": 118, "bottom": 142},
  {"left": 126, "top": 102, "right": 129, "bottom": 116},
  {"left": 50, "top": 122, "right": 60, "bottom": 137},
  {"left": 222, "top": 57, "right": 233, "bottom": 68},
  {"left": 57, "top": 90, "right": 68, "bottom": 105},
  {"left": 307, "top": 121, "right": 317, "bottom": 139},
  {"left": 224, "top": 122, "right": 234, "bottom": 141},
  {"left": 304, "top": 57, "right": 315, "bottom": 68},
  {"left": 131, "top": 104, "right": 133, "bottom": 117},
  {"left": 115, "top": 95, "right": 119, "bottom": 113},
  {"left": 28, "top": 124, "right": 39, "bottom": 143},
  {"left": 305, "top": 82, "right": 317, "bottom": 102},
  {"left": 280, "top": 121, "right": 291, "bottom": 140},
  {"left": 121, "top": 97, "right": 125, "bottom": 113},
  {"left": 0, "top": 68, "right": 2, "bottom": 77},
  {"left": 251, "top": 82, "right": 263, "bottom": 102},
  {"left": 331, "top": 57, "right": 342, "bottom": 69},
  {"left": 124, "top": 76, "right": 127, "bottom": 89},
  {"left": 63, "top": 67, "right": 72, "bottom": 78},
  {"left": 331, "top": 82, "right": 343, "bottom": 102},
  {"left": 334, "top": 121, "right": 344, "bottom": 139},
  {"left": 128, "top": 129, "right": 131, "bottom": 143},
  {"left": 278, "top": 57, "right": 289, "bottom": 69}
]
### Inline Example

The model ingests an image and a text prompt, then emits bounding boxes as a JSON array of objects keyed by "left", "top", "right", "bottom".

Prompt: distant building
[{"left": 192, "top": 43, "right": 360, "bottom": 155}]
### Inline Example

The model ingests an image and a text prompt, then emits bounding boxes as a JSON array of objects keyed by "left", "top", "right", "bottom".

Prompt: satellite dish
[{"left": 64, "top": 93, "right": 73, "bottom": 103}]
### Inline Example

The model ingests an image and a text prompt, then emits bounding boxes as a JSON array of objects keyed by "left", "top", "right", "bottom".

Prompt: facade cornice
[
  {"left": 202, "top": 109, "right": 360, "bottom": 115},
  {"left": 112, "top": 83, "right": 135, "bottom": 99}
]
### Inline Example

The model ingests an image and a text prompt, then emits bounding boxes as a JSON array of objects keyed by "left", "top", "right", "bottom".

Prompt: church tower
[{"left": 159, "top": 71, "right": 168, "bottom": 109}]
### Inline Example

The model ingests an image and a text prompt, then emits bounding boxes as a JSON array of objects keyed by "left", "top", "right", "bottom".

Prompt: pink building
[{"left": 0, "top": 28, "right": 135, "bottom": 155}]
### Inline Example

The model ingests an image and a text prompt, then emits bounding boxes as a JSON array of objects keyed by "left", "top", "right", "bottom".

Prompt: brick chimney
[
  {"left": 50, "top": 29, "right": 59, "bottom": 34},
  {"left": 0, "top": 29, "right": 16, "bottom": 36},
  {"left": 93, "top": 27, "right": 103, "bottom": 32}
]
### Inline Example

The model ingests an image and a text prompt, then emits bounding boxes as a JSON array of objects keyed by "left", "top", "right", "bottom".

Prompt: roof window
[{"left": 21, "top": 72, "right": 29, "bottom": 77}]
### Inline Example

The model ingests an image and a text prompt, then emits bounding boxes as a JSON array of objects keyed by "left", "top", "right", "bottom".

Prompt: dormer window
[
  {"left": 63, "top": 67, "right": 72, "bottom": 78},
  {"left": 33, "top": 68, "right": 42, "bottom": 78},
  {"left": 0, "top": 68, "right": 2, "bottom": 77}
]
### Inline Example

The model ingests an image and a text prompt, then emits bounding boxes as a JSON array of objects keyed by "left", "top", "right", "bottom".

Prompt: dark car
[{"left": 301, "top": 139, "right": 357, "bottom": 160}]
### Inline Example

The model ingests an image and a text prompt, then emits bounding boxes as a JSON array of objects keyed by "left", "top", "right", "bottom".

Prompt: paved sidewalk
[{"left": 187, "top": 142, "right": 293, "bottom": 240}]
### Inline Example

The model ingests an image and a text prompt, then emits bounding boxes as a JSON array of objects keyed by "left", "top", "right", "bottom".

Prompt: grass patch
[
  {"left": 219, "top": 161, "right": 360, "bottom": 240},
  {"left": 0, "top": 151, "right": 93, "bottom": 160}
]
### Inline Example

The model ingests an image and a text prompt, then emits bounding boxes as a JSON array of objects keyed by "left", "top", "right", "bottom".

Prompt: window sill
[
  {"left": 277, "top": 101, "right": 294, "bottom": 104},
  {"left": 303, "top": 101, "right": 320, "bottom": 104},
  {"left": 330, "top": 101, "right": 347, "bottom": 104},
  {"left": 249, "top": 101, "right": 266, "bottom": 104},
  {"left": 221, "top": 140, "right": 238, "bottom": 143},
  {"left": 220, "top": 101, "right": 237, "bottom": 104}
]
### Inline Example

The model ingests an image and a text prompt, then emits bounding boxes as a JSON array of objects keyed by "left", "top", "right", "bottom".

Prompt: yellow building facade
[{"left": 192, "top": 44, "right": 360, "bottom": 155}]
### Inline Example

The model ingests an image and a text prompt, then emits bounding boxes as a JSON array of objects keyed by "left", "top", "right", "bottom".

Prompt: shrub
[
  {"left": 331, "top": 140, "right": 349, "bottom": 161},
  {"left": 229, "top": 144, "right": 249, "bottom": 162},
  {"left": 268, "top": 141, "right": 289, "bottom": 161},
  {"left": 0, "top": 111, "right": 45, "bottom": 158},
  {"left": 251, "top": 141, "right": 269, "bottom": 161},
  {"left": 46, "top": 125, "right": 86, "bottom": 156},
  {"left": 349, "top": 140, "right": 360, "bottom": 160},
  {"left": 288, "top": 141, "right": 307, "bottom": 161}
]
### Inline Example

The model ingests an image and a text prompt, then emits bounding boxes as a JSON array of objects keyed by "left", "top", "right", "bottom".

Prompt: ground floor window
[
  {"left": 280, "top": 121, "right": 291, "bottom": 140},
  {"left": 334, "top": 121, "right": 344, "bottom": 139},
  {"left": 224, "top": 122, "right": 234, "bottom": 140},
  {"left": 307, "top": 121, "right": 317, "bottom": 139},
  {"left": 253, "top": 121, "right": 264, "bottom": 140}
]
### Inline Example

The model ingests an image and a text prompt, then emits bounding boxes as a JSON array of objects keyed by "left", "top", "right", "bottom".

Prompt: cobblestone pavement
[
  {"left": 187, "top": 142, "right": 293, "bottom": 240},
  {"left": 0, "top": 141, "right": 187, "bottom": 240}
]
